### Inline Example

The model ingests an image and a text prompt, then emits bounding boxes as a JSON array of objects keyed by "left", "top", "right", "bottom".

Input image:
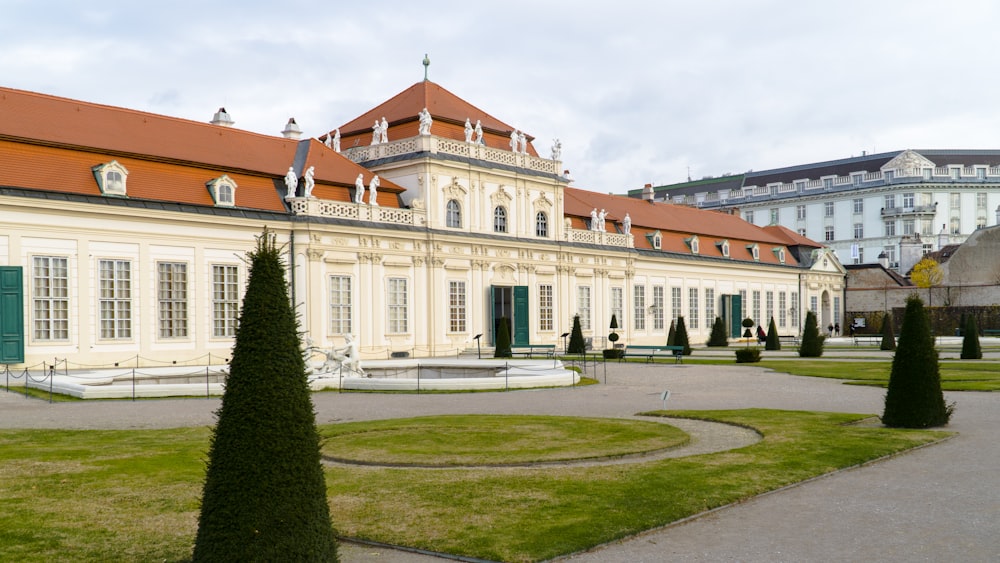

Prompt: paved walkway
[{"left": 2, "top": 360, "right": 998, "bottom": 562}]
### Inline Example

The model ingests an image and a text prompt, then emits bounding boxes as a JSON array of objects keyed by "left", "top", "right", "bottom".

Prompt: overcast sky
[{"left": 4, "top": 1, "right": 999, "bottom": 193}]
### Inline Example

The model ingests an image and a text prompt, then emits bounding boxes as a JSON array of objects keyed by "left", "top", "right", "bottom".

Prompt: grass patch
[
  {"left": 0, "top": 411, "right": 948, "bottom": 562},
  {"left": 745, "top": 360, "right": 1000, "bottom": 391},
  {"left": 321, "top": 415, "right": 688, "bottom": 466}
]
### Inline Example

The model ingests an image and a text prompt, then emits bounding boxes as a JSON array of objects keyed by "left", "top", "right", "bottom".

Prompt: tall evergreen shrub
[
  {"left": 880, "top": 313, "right": 896, "bottom": 351},
  {"left": 798, "top": 311, "right": 824, "bottom": 357},
  {"left": 673, "top": 316, "right": 692, "bottom": 355},
  {"left": 765, "top": 317, "right": 781, "bottom": 351},
  {"left": 666, "top": 320, "right": 676, "bottom": 346},
  {"left": 707, "top": 316, "right": 729, "bottom": 347},
  {"left": 961, "top": 315, "right": 982, "bottom": 360},
  {"left": 882, "top": 295, "right": 953, "bottom": 428},
  {"left": 567, "top": 314, "right": 586, "bottom": 354},
  {"left": 194, "top": 229, "right": 337, "bottom": 562},
  {"left": 494, "top": 316, "right": 512, "bottom": 358}
]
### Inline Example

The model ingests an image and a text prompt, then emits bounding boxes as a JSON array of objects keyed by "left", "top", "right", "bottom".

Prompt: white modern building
[{"left": 630, "top": 149, "right": 1000, "bottom": 274}]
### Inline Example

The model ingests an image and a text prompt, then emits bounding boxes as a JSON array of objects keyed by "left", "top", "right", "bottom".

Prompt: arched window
[
  {"left": 535, "top": 211, "right": 548, "bottom": 237},
  {"left": 446, "top": 199, "right": 462, "bottom": 228},
  {"left": 493, "top": 206, "right": 507, "bottom": 233}
]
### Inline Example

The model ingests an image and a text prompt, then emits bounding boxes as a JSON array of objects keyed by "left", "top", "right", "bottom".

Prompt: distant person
[
  {"left": 827, "top": 323, "right": 834, "bottom": 336},
  {"left": 757, "top": 325, "right": 766, "bottom": 343},
  {"left": 834, "top": 322, "right": 840, "bottom": 336}
]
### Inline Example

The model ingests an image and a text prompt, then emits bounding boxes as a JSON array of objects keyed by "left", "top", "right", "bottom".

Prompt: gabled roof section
[
  {"left": 564, "top": 187, "right": 801, "bottom": 265},
  {"left": 333, "top": 81, "right": 537, "bottom": 155},
  {"left": 761, "top": 224, "right": 823, "bottom": 248}
]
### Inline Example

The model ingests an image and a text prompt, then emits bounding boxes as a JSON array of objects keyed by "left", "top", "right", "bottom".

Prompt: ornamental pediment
[{"left": 881, "top": 150, "right": 935, "bottom": 172}]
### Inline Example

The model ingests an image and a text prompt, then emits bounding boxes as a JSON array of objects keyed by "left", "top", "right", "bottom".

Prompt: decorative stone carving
[
  {"left": 418, "top": 108, "right": 433, "bottom": 136},
  {"left": 283, "top": 167, "right": 298, "bottom": 200},
  {"left": 303, "top": 166, "right": 315, "bottom": 198},
  {"left": 491, "top": 186, "right": 513, "bottom": 207}
]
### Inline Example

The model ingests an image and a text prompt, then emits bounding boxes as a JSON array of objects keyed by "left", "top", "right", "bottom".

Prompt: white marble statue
[
  {"left": 518, "top": 131, "right": 527, "bottom": 154},
  {"left": 332, "top": 128, "right": 341, "bottom": 152},
  {"left": 510, "top": 129, "right": 519, "bottom": 151},
  {"left": 551, "top": 138, "right": 562, "bottom": 160},
  {"left": 474, "top": 120, "right": 483, "bottom": 144},
  {"left": 337, "top": 334, "right": 364, "bottom": 377},
  {"left": 623, "top": 212, "right": 632, "bottom": 235},
  {"left": 323, "top": 134, "right": 332, "bottom": 149},
  {"left": 464, "top": 118, "right": 474, "bottom": 142},
  {"left": 283, "top": 166, "right": 298, "bottom": 199},
  {"left": 379, "top": 117, "right": 388, "bottom": 143},
  {"left": 418, "top": 108, "right": 432, "bottom": 135},
  {"left": 598, "top": 208, "right": 607, "bottom": 231},
  {"left": 303, "top": 335, "right": 365, "bottom": 377},
  {"left": 590, "top": 208, "right": 599, "bottom": 230},
  {"left": 371, "top": 120, "right": 381, "bottom": 145},
  {"left": 354, "top": 173, "right": 365, "bottom": 203},
  {"left": 368, "top": 175, "right": 380, "bottom": 206},
  {"left": 303, "top": 166, "right": 315, "bottom": 197}
]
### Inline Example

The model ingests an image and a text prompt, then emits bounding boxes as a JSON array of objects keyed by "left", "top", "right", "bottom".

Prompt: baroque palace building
[
  {"left": 0, "top": 79, "right": 845, "bottom": 368},
  {"left": 629, "top": 150, "right": 1000, "bottom": 275}
]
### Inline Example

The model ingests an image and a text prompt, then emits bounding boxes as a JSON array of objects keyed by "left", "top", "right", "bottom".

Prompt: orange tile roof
[
  {"left": 333, "top": 81, "right": 538, "bottom": 156},
  {"left": 762, "top": 224, "right": 822, "bottom": 248},
  {"left": 564, "top": 187, "right": 802, "bottom": 265},
  {"left": 0, "top": 86, "right": 405, "bottom": 209}
]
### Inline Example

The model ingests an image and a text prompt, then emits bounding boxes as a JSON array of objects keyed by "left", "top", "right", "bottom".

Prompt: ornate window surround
[
  {"left": 92, "top": 160, "right": 129, "bottom": 196},
  {"left": 206, "top": 174, "right": 237, "bottom": 206}
]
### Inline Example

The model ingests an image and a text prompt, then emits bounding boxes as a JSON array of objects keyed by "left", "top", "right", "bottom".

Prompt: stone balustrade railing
[
  {"left": 565, "top": 228, "right": 633, "bottom": 248},
  {"left": 342, "top": 135, "right": 561, "bottom": 176},
  {"left": 288, "top": 197, "right": 427, "bottom": 227}
]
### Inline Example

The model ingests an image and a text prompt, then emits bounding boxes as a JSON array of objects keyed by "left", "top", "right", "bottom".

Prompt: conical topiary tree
[
  {"left": 798, "top": 310, "right": 824, "bottom": 357},
  {"left": 707, "top": 316, "right": 729, "bottom": 347},
  {"left": 880, "top": 312, "right": 896, "bottom": 351},
  {"left": 673, "top": 316, "right": 692, "bottom": 355},
  {"left": 666, "top": 319, "right": 676, "bottom": 346},
  {"left": 882, "top": 294, "right": 953, "bottom": 428},
  {"left": 765, "top": 317, "right": 781, "bottom": 351},
  {"left": 567, "top": 314, "right": 586, "bottom": 354},
  {"left": 961, "top": 315, "right": 982, "bottom": 360},
  {"left": 194, "top": 229, "right": 337, "bottom": 562},
  {"left": 494, "top": 316, "right": 512, "bottom": 358}
]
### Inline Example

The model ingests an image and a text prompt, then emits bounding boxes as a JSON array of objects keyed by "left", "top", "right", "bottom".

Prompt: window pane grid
[
  {"left": 32, "top": 256, "right": 69, "bottom": 341},
  {"left": 652, "top": 286, "right": 664, "bottom": 330},
  {"left": 388, "top": 278, "right": 408, "bottom": 333},
  {"left": 99, "top": 259, "right": 132, "bottom": 339},
  {"left": 158, "top": 262, "right": 188, "bottom": 338},
  {"left": 449, "top": 281, "right": 466, "bottom": 333},
  {"left": 212, "top": 265, "right": 239, "bottom": 338},
  {"left": 633, "top": 285, "right": 645, "bottom": 330},
  {"left": 329, "top": 275, "right": 352, "bottom": 335},
  {"left": 688, "top": 287, "right": 699, "bottom": 329},
  {"left": 539, "top": 284, "right": 553, "bottom": 332}
]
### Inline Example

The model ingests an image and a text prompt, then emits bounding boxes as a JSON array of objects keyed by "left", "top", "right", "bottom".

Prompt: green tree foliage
[
  {"left": 494, "top": 316, "right": 512, "bottom": 358},
  {"left": 673, "top": 316, "right": 692, "bottom": 355},
  {"left": 765, "top": 317, "right": 781, "bottom": 351},
  {"left": 707, "top": 316, "right": 729, "bottom": 347},
  {"left": 880, "top": 313, "right": 897, "bottom": 351},
  {"left": 194, "top": 229, "right": 338, "bottom": 562},
  {"left": 798, "top": 311, "right": 825, "bottom": 357},
  {"left": 961, "top": 315, "right": 983, "bottom": 360},
  {"left": 882, "top": 295, "right": 953, "bottom": 428},
  {"left": 567, "top": 315, "right": 586, "bottom": 354},
  {"left": 666, "top": 320, "right": 676, "bottom": 346}
]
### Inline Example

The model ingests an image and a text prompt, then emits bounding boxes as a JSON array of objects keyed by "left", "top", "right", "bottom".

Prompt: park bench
[
  {"left": 984, "top": 329, "right": 1000, "bottom": 337},
  {"left": 853, "top": 335, "right": 882, "bottom": 345},
  {"left": 621, "top": 345, "right": 685, "bottom": 364},
  {"left": 509, "top": 344, "right": 556, "bottom": 358},
  {"left": 778, "top": 335, "right": 800, "bottom": 346}
]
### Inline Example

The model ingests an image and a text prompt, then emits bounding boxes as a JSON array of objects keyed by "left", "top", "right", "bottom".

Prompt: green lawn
[
  {"left": 751, "top": 360, "right": 1000, "bottom": 391},
  {"left": 0, "top": 410, "right": 947, "bottom": 562}
]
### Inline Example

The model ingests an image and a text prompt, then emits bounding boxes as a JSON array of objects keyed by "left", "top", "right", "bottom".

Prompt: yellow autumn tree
[{"left": 910, "top": 257, "right": 943, "bottom": 306}]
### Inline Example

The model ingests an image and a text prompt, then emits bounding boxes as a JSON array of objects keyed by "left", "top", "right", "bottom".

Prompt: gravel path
[{"left": 2, "top": 361, "right": 997, "bottom": 562}]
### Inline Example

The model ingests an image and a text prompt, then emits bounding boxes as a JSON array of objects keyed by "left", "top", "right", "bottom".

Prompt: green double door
[
  {"left": 490, "top": 285, "right": 529, "bottom": 346},
  {"left": 0, "top": 267, "right": 24, "bottom": 363}
]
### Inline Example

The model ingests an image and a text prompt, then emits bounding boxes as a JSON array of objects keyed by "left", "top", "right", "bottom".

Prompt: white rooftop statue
[
  {"left": 623, "top": 212, "right": 632, "bottom": 235},
  {"left": 371, "top": 120, "right": 381, "bottom": 145},
  {"left": 474, "top": 120, "right": 483, "bottom": 144},
  {"left": 332, "top": 128, "right": 341, "bottom": 152},
  {"left": 369, "top": 175, "right": 380, "bottom": 206},
  {"left": 303, "top": 166, "right": 315, "bottom": 198},
  {"left": 379, "top": 117, "right": 388, "bottom": 143},
  {"left": 518, "top": 131, "right": 528, "bottom": 154},
  {"left": 354, "top": 173, "right": 365, "bottom": 203},
  {"left": 283, "top": 166, "right": 298, "bottom": 199},
  {"left": 551, "top": 138, "right": 562, "bottom": 160},
  {"left": 510, "top": 130, "right": 519, "bottom": 152},
  {"left": 464, "top": 118, "right": 473, "bottom": 142},
  {"left": 590, "top": 208, "right": 599, "bottom": 230},
  {"left": 598, "top": 208, "right": 607, "bottom": 231},
  {"left": 418, "top": 108, "right": 433, "bottom": 136}
]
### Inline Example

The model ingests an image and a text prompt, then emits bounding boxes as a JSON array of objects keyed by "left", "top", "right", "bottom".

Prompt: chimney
[
  {"left": 899, "top": 234, "right": 923, "bottom": 275},
  {"left": 210, "top": 107, "right": 234, "bottom": 127},
  {"left": 642, "top": 183, "right": 654, "bottom": 202},
  {"left": 878, "top": 251, "right": 889, "bottom": 269},
  {"left": 281, "top": 117, "right": 302, "bottom": 140},
  {"left": 563, "top": 170, "right": 574, "bottom": 183},
  {"left": 938, "top": 223, "right": 949, "bottom": 249}
]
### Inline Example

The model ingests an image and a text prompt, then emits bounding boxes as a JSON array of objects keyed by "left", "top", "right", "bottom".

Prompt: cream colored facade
[{"left": 0, "top": 91, "right": 848, "bottom": 370}]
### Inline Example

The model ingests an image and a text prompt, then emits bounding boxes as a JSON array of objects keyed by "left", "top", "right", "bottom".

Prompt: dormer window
[
  {"left": 206, "top": 175, "right": 237, "bottom": 207},
  {"left": 716, "top": 240, "right": 730, "bottom": 258},
  {"left": 92, "top": 160, "right": 129, "bottom": 196},
  {"left": 773, "top": 247, "right": 786, "bottom": 264},
  {"left": 747, "top": 243, "right": 760, "bottom": 261},
  {"left": 685, "top": 236, "right": 700, "bottom": 255},
  {"left": 646, "top": 230, "right": 662, "bottom": 250}
]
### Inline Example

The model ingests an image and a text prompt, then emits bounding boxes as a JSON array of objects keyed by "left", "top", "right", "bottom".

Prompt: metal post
[
  {"left": 132, "top": 369, "right": 136, "bottom": 401},
  {"left": 48, "top": 364, "right": 54, "bottom": 403},
  {"left": 206, "top": 367, "right": 210, "bottom": 399}
]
